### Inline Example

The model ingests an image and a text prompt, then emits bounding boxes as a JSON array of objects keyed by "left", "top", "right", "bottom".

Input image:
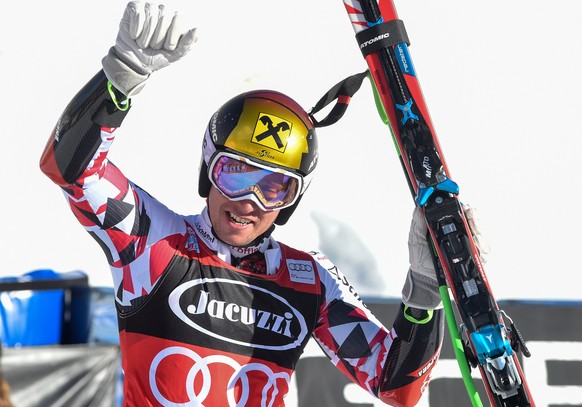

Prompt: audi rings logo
[
  {"left": 287, "top": 259, "right": 316, "bottom": 285},
  {"left": 288, "top": 262, "right": 312, "bottom": 272},
  {"left": 149, "top": 346, "right": 290, "bottom": 406},
  {"left": 168, "top": 278, "right": 308, "bottom": 350}
]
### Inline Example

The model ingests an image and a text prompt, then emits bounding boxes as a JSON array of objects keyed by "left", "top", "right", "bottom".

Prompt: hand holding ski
[{"left": 338, "top": 0, "right": 536, "bottom": 405}]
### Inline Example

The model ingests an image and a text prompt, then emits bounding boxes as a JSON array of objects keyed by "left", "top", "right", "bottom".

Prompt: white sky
[{"left": 1, "top": 0, "right": 581, "bottom": 301}]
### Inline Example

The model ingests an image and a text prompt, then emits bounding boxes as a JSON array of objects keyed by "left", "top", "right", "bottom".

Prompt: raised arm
[
  {"left": 312, "top": 207, "right": 446, "bottom": 407},
  {"left": 39, "top": 2, "right": 197, "bottom": 307},
  {"left": 40, "top": 1, "right": 196, "bottom": 185}
]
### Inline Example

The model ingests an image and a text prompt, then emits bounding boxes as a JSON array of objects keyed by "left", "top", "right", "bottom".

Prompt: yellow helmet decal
[
  {"left": 224, "top": 98, "right": 309, "bottom": 171},
  {"left": 251, "top": 113, "right": 292, "bottom": 153}
]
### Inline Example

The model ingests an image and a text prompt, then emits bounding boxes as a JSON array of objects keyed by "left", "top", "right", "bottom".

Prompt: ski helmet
[{"left": 198, "top": 90, "right": 318, "bottom": 225}]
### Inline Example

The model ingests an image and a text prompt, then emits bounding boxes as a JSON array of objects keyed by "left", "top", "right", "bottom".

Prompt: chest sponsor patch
[
  {"left": 287, "top": 259, "right": 316, "bottom": 285},
  {"left": 168, "top": 278, "right": 308, "bottom": 350}
]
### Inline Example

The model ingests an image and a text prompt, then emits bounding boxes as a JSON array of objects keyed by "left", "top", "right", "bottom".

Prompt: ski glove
[
  {"left": 464, "top": 204, "right": 491, "bottom": 265},
  {"left": 402, "top": 205, "right": 489, "bottom": 310},
  {"left": 102, "top": 1, "right": 197, "bottom": 97}
]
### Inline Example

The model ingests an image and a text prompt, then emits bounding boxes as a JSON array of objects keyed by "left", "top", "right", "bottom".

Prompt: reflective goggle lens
[{"left": 209, "top": 154, "right": 301, "bottom": 210}]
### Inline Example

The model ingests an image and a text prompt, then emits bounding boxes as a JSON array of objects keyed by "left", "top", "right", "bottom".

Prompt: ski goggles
[{"left": 208, "top": 152, "right": 303, "bottom": 211}]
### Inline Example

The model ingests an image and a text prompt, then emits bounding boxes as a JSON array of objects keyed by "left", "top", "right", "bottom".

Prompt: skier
[{"left": 39, "top": 2, "right": 458, "bottom": 406}]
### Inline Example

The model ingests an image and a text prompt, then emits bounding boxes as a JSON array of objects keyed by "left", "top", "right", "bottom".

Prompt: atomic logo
[{"left": 251, "top": 113, "right": 292, "bottom": 152}]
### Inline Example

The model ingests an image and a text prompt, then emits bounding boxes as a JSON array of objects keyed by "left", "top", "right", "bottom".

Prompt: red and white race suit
[{"left": 40, "top": 71, "right": 444, "bottom": 407}]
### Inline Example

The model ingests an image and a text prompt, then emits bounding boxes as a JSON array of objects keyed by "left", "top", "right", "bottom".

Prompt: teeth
[{"left": 230, "top": 212, "right": 251, "bottom": 225}]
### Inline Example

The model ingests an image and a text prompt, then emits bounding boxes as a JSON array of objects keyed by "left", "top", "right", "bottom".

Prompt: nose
[{"left": 231, "top": 197, "right": 262, "bottom": 213}]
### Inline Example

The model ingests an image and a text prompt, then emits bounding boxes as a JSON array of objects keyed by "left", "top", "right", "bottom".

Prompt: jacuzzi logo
[{"left": 169, "top": 278, "right": 308, "bottom": 350}]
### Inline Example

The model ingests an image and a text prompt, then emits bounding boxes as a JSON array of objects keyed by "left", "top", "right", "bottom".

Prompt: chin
[{"left": 220, "top": 232, "right": 253, "bottom": 247}]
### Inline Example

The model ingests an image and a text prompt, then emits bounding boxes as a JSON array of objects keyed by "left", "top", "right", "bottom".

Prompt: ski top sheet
[{"left": 339, "top": 1, "right": 536, "bottom": 406}]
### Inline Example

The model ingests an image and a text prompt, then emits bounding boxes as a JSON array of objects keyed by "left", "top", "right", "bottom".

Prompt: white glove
[
  {"left": 102, "top": 1, "right": 197, "bottom": 97},
  {"left": 463, "top": 204, "right": 491, "bottom": 265},
  {"left": 402, "top": 206, "right": 442, "bottom": 310},
  {"left": 402, "top": 204, "right": 489, "bottom": 310}
]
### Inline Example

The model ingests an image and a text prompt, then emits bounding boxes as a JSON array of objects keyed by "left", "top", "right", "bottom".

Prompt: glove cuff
[
  {"left": 401, "top": 268, "right": 442, "bottom": 310},
  {"left": 102, "top": 47, "right": 149, "bottom": 97}
]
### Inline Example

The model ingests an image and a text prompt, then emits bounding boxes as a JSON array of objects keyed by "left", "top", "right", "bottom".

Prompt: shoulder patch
[{"left": 286, "top": 259, "right": 316, "bottom": 285}]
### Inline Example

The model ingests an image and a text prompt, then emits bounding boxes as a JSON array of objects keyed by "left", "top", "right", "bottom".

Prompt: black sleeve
[
  {"left": 378, "top": 304, "right": 445, "bottom": 402},
  {"left": 40, "top": 70, "right": 131, "bottom": 185}
]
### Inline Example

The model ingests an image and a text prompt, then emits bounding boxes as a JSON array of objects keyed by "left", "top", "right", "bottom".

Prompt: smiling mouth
[{"left": 229, "top": 212, "right": 252, "bottom": 225}]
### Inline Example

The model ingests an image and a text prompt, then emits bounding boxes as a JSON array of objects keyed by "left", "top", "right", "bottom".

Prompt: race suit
[{"left": 40, "top": 70, "right": 444, "bottom": 407}]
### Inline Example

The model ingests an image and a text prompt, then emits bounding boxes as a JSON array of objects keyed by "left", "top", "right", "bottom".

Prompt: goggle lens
[{"left": 210, "top": 154, "right": 301, "bottom": 210}]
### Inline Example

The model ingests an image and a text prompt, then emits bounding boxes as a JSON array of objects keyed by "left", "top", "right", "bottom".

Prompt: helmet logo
[{"left": 251, "top": 113, "right": 292, "bottom": 152}]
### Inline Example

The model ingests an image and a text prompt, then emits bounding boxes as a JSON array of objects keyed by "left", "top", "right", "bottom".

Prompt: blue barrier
[{"left": 0, "top": 269, "right": 90, "bottom": 347}]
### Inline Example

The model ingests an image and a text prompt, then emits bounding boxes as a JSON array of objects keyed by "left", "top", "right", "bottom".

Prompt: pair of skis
[{"left": 338, "top": 1, "right": 536, "bottom": 405}]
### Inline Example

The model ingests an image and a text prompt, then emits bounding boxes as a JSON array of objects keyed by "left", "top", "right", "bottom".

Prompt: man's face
[{"left": 207, "top": 186, "right": 279, "bottom": 246}]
